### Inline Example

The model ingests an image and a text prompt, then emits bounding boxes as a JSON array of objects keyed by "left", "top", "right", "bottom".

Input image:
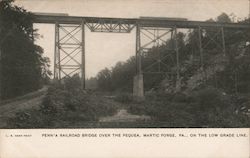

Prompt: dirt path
[
  {"left": 0, "top": 90, "right": 151, "bottom": 128},
  {"left": 99, "top": 109, "right": 150, "bottom": 123},
  {"left": 0, "top": 87, "right": 47, "bottom": 128}
]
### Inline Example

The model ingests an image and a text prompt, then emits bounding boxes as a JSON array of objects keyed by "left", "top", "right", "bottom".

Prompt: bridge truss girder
[{"left": 85, "top": 19, "right": 135, "bottom": 33}]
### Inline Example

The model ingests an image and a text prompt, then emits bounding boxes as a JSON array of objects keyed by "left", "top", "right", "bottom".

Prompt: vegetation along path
[{"left": 0, "top": 87, "right": 48, "bottom": 128}]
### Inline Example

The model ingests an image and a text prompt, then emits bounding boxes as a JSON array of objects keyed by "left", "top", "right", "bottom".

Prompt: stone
[{"left": 133, "top": 74, "right": 144, "bottom": 99}]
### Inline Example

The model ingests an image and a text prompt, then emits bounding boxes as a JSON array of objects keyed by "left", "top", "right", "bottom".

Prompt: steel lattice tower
[{"left": 54, "top": 22, "right": 85, "bottom": 88}]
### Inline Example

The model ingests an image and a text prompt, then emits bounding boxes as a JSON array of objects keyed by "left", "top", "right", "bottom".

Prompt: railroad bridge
[{"left": 33, "top": 13, "right": 250, "bottom": 97}]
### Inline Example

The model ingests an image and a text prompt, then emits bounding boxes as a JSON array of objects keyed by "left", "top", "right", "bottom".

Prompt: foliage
[
  {"left": 64, "top": 74, "right": 82, "bottom": 93},
  {"left": 214, "top": 46, "right": 250, "bottom": 93},
  {"left": 8, "top": 109, "right": 55, "bottom": 128},
  {"left": 0, "top": 0, "right": 51, "bottom": 99},
  {"left": 94, "top": 13, "right": 248, "bottom": 93},
  {"left": 8, "top": 76, "right": 118, "bottom": 128},
  {"left": 114, "top": 93, "right": 133, "bottom": 104},
  {"left": 96, "top": 68, "right": 112, "bottom": 91},
  {"left": 85, "top": 77, "right": 98, "bottom": 89},
  {"left": 96, "top": 57, "right": 136, "bottom": 92},
  {"left": 127, "top": 87, "right": 250, "bottom": 127}
]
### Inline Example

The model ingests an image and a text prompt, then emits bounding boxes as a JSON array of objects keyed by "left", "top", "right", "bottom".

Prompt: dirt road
[
  {"left": 0, "top": 87, "right": 47, "bottom": 128},
  {"left": 0, "top": 90, "right": 151, "bottom": 128}
]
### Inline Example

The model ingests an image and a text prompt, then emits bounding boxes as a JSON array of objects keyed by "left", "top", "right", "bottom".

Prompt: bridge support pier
[
  {"left": 133, "top": 24, "right": 144, "bottom": 98},
  {"left": 133, "top": 74, "right": 144, "bottom": 99}
]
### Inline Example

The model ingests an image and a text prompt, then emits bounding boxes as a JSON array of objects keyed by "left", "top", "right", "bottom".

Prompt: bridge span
[
  {"left": 33, "top": 14, "right": 250, "bottom": 30},
  {"left": 32, "top": 13, "right": 250, "bottom": 97}
]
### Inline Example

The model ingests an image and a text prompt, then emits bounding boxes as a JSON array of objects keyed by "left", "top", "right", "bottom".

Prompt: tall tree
[{"left": 0, "top": 0, "right": 51, "bottom": 99}]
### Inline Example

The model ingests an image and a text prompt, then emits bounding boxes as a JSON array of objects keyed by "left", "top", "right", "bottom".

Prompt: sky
[{"left": 14, "top": 0, "right": 250, "bottom": 78}]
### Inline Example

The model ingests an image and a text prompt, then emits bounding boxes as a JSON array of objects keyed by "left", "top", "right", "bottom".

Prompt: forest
[{"left": 0, "top": 0, "right": 51, "bottom": 100}]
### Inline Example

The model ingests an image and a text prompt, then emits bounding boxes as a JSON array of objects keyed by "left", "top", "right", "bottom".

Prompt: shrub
[
  {"left": 190, "top": 87, "right": 230, "bottom": 113},
  {"left": 38, "top": 76, "right": 118, "bottom": 124},
  {"left": 128, "top": 86, "right": 249, "bottom": 127},
  {"left": 172, "top": 92, "right": 189, "bottom": 103},
  {"left": 145, "top": 91, "right": 174, "bottom": 103},
  {"left": 40, "top": 86, "right": 68, "bottom": 114},
  {"left": 127, "top": 103, "right": 147, "bottom": 115},
  {"left": 8, "top": 109, "right": 55, "bottom": 128},
  {"left": 156, "top": 103, "right": 195, "bottom": 127},
  {"left": 114, "top": 93, "right": 133, "bottom": 103},
  {"left": 64, "top": 74, "right": 82, "bottom": 93}
]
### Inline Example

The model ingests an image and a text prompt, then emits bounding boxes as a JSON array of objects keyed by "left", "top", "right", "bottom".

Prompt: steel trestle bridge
[{"left": 33, "top": 13, "right": 250, "bottom": 97}]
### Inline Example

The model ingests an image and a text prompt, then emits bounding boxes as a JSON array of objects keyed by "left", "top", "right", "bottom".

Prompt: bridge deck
[{"left": 33, "top": 14, "right": 250, "bottom": 29}]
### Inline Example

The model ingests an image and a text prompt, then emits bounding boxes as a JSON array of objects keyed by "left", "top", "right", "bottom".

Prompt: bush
[
  {"left": 8, "top": 109, "right": 55, "bottom": 128},
  {"left": 114, "top": 93, "right": 133, "bottom": 103},
  {"left": 40, "top": 86, "right": 67, "bottom": 114},
  {"left": 172, "top": 92, "right": 189, "bottom": 103},
  {"left": 127, "top": 103, "right": 147, "bottom": 115},
  {"left": 128, "top": 86, "right": 249, "bottom": 127},
  {"left": 185, "top": 87, "right": 250, "bottom": 127},
  {"left": 10, "top": 75, "right": 120, "bottom": 127},
  {"left": 64, "top": 74, "right": 82, "bottom": 93},
  {"left": 156, "top": 103, "right": 195, "bottom": 127},
  {"left": 145, "top": 91, "right": 174, "bottom": 102}
]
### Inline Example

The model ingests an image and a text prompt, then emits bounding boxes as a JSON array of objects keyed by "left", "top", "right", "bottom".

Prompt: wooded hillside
[{"left": 0, "top": 0, "right": 51, "bottom": 100}]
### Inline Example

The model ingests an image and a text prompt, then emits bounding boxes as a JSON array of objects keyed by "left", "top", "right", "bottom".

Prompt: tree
[
  {"left": 0, "top": 0, "right": 51, "bottom": 99},
  {"left": 96, "top": 68, "right": 112, "bottom": 91},
  {"left": 216, "top": 12, "right": 231, "bottom": 23}
]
